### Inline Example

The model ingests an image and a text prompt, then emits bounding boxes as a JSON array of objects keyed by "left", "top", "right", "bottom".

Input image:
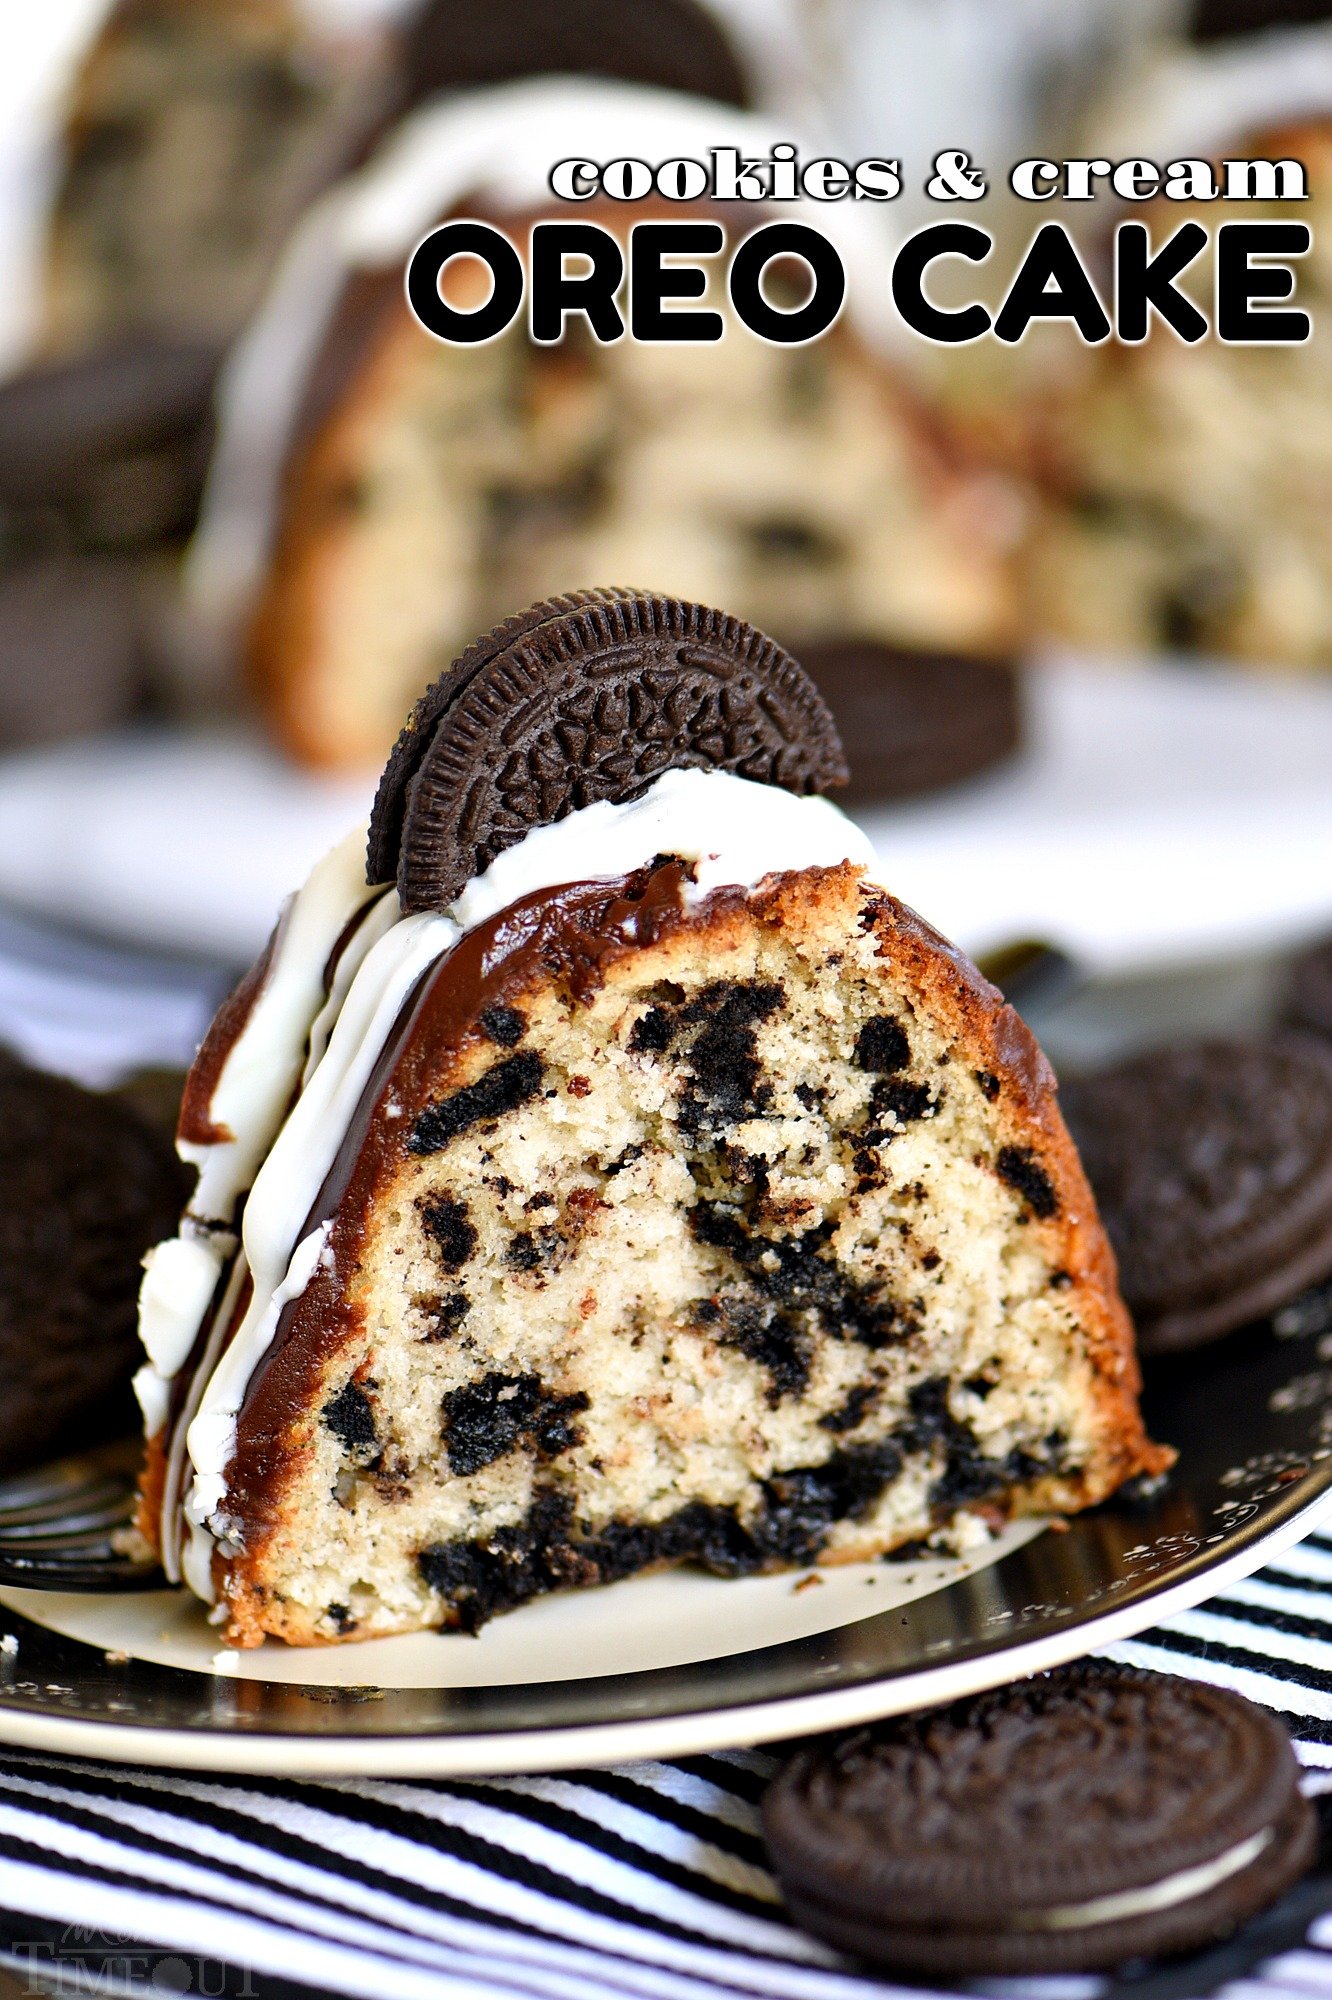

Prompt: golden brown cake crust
[
  {"left": 858, "top": 884, "right": 1154, "bottom": 1461},
  {"left": 202, "top": 864, "right": 1166, "bottom": 1646}
]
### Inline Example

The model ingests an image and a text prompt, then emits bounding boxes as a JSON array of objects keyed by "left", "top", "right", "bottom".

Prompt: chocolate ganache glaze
[{"left": 222, "top": 858, "right": 713, "bottom": 1553}]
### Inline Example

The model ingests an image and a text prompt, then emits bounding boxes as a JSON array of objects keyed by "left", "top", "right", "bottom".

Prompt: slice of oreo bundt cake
[{"left": 138, "top": 592, "right": 1167, "bottom": 1645}]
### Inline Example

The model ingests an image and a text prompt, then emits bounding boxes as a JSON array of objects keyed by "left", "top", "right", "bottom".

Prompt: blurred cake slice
[
  {"left": 43, "top": 0, "right": 751, "bottom": 357},
  {"left": 1030, "top": 16, "right": 1332, "bottom": 666},
  {"left": 186, "top": 76, "right": 1019, "bottom": 769}
]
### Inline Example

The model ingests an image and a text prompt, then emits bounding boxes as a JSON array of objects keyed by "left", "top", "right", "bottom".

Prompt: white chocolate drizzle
[{"left": 139, "top": 768, "right": 874, "bottom": 1600}]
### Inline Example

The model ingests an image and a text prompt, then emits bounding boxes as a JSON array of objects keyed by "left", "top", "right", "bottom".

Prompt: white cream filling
[
  {"left": 452, "top": 767, "right": 874, "bottom": 929},
  {"left": 149, "top": 767, "right": 873, "bottom": 1599},
  {"left": 1013, "top": 1826, "right": 1275, "bottom": 1932}
]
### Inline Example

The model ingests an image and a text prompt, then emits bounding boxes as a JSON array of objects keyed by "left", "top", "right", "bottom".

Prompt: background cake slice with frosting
[
  {"left": 42, "top": 0, "right": 754, "bottom": 361},
  {"left": 45, "top": 0, "right": 390, "bottom": 358},
  {"left": 185, "top": 75, "right": 1018, "bottom": 769},
  {"left": 137, "top": 592, "right": 1166, "bottom": 1646}
]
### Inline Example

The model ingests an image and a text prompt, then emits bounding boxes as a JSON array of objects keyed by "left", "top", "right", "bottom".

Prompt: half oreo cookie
[
  {"left": 367, "top": 590, "right": 848, "bottom": 911},
  {"left": 763, "top": 1663, "right": 1314, "bottom": 1977},
  {"left": 1061, "top": 1036, "right": 1332, "bottom": 1355}
]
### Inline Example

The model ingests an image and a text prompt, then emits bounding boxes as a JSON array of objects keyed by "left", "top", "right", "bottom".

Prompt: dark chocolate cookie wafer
[
  {"left": 764, "top": 1663, "right": 1314, "bottom": 1977},
  {"left": 368, "top": 591, "right": 848, "bottom": 911},
  {"left": 397, "top": 0, "right": 750, "bottom": 112},
  {"left": 367, "top": 588, "right": 637, "bottom": 888},
  {"left": 1061, "top": 1036, "right": 1332, "bottom": 1355},
  {"left": 797, "top": 638, "right": 1022, "bottom": 803},
  {"left": 0, "top": 1049, "right": 190, "bottom": 1474},
  {"left": 1191, "top": 0, "right": 1332, "bottom": 40},
  {"left": 1282, "top": 935, "right": 1332, "bottom": 1043}
]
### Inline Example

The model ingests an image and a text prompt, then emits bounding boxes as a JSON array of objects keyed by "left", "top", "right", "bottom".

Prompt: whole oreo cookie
[
  {"left": 796, "top": 638, "right": 1022, "bottom": 803},
  {"left": 763, "top": 1663, "right": 1314, "bottom": 1977},
  {"left": 397, "top": 0, "right": 749, "bottom": 111},
  {"left": 368, "top": 590, "right": 848, "bottom": 912},
  {"left": 1060, "top": 1036, "right": 1332, "bottom": 1355}
]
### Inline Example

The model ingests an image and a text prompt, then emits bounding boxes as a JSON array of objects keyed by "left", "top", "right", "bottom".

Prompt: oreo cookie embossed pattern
[{"left": 369, "top": 591, "right": 849, "bottom": 910}]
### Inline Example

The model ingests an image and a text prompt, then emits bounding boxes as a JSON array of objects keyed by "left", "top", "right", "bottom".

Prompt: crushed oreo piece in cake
[
  {"left": 410, "top": 1051, "right": 545, "bottom": 1152},
  {"left": 322, "top": 1381, "right": 378, "bottom": 1458},
  {"left": 441, "top": 1371, "right": 590, "bottom": 1476}
]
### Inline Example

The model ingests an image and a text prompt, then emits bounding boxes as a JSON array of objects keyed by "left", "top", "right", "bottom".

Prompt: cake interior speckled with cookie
[{"left": 136, "top": 592, "right": 1166, "bottom": 1646}]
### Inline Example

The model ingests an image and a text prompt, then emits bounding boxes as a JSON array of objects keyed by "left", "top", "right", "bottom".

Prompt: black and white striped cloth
[{"left": 0, "top": 1532, "right": 1330, "bottom": 2000}]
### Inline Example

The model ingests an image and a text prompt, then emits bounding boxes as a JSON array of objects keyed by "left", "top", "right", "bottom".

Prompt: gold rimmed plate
[{"left": 0, "top": 1310, "right": 1328, "bottom": 1775}]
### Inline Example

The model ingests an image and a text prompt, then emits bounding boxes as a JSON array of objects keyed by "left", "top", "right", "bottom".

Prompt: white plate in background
[
  {"left": 0, "top": 656, "right": 1330, "bottom": 973},
  {"left": 861, "top": 652, "right": 1332, "bottom": 972}
]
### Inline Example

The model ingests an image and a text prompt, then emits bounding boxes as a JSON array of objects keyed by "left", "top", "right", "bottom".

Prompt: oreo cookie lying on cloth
[
  {"left": 368, "top": 589, "right": 848, "bottom": 911},
  {"left": 1060, "top": 1037, "right": 1332, "bottom": 1355},
  {"left": 796, "top": 637, "right": 1022, "bottom": 803},
  {"left": 763, "top": 1663, "right": 1315, "bottom": 1977}
]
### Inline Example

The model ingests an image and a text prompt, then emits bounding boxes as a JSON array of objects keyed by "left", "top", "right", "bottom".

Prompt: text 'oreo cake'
[{"left": 137, "top": 591, "right": 1167, "bottom": 1645}]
